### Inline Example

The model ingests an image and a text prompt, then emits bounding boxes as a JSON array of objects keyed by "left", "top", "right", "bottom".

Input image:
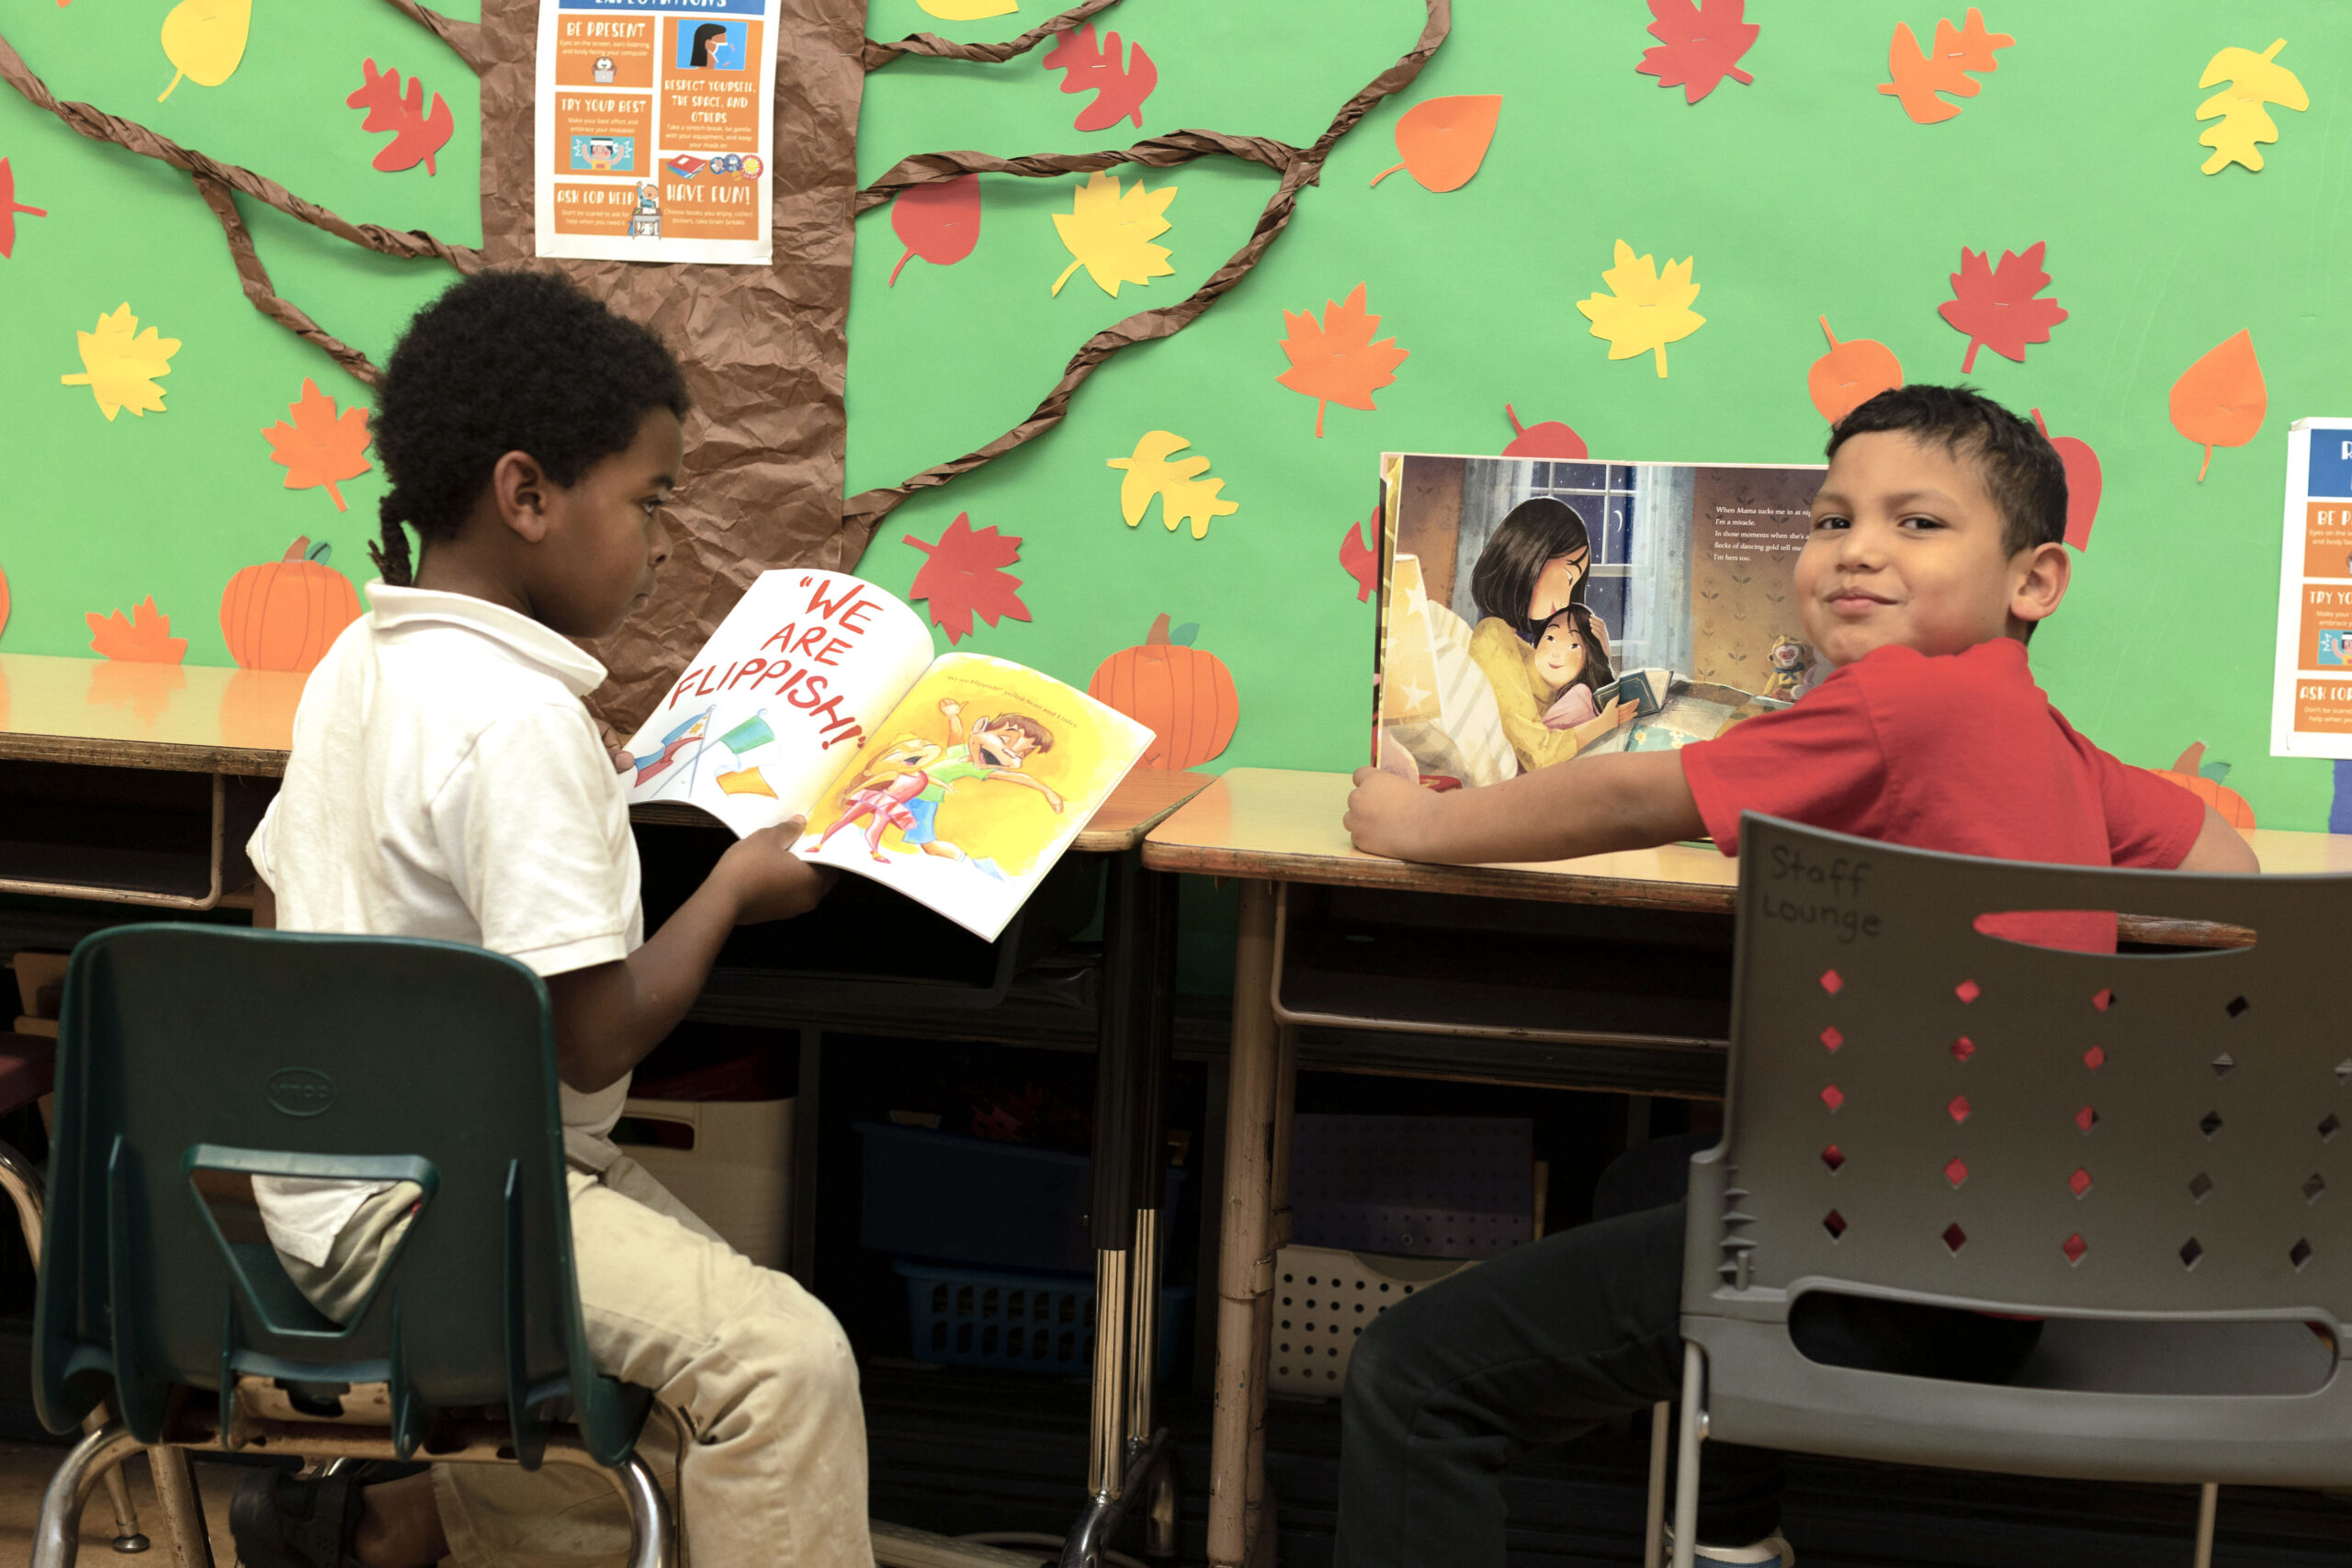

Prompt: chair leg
[
  {"left": 2193, "top": 1483, "right": 2219, "bottom": 1568},
  {"left": 1643, "top": 1400, "right": 1670, "bottom": 1568},
  {"left": 609, "top": 1450, "right": 675, "bottom": 1568},
  {"left": 145, "top": 1449, "right": 212, "bottom": 1568},
  {"left": 82, "top": 1413, "right": 150, "bottom": 1554},
  {"left": 31, "top": 1422, "right": 145, "bottom": 1568},
  {"left": 1669, "top": 1344, "right": 1704, "bottom": 1568}
]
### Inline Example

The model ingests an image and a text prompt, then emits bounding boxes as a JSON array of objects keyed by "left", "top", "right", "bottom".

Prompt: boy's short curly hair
[
  {"left": 1826, "top": 385, "right": 2067, "bottom": 558},
  {"left": 368, "top": 269, "right": 689, "bottom": 586}
]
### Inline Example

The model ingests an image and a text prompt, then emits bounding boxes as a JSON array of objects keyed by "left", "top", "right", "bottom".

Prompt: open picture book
[
  {"left": 619, "top": 570, "right": 1153, "bottom": 941},
  {"left": 1373, "top": 451, "right": 1826, "bottom": 792}
]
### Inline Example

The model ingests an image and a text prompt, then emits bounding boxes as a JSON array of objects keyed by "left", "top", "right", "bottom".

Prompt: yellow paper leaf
[
  {"left": 60, "top": 302, "right": 180, "bottom": 422},
  {"left": 1049, "top": 171, "right": 1176, "bottom": 298},
  {"left": 1106, "top": 431, "right": 1238, "bottom": 540},
  {"left": 1574, "top": 240, "right": 1704, "bottom": 378},
  {"left": 2197, "top": 39, "right": 2307, "bottom": 175},
  {"left": 157, "top": 0, "right": 252, "bottom": 101},
  {"left": 920, "top": 0, "right": 1016, "bottom": 16}
]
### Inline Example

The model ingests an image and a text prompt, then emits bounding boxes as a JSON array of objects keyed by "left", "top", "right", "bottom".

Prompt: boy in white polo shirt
[{"left": 233, "top": 272, "right": 867, "bottom": 1568}]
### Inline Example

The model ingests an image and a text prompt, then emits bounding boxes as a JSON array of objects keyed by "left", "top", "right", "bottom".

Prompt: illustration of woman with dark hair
[
  {"left": 687, "top": 22, "right": 732, "bottom": 69},
  {"left": 1465, "top": 498, "right": 1627, "bottom": 771}
]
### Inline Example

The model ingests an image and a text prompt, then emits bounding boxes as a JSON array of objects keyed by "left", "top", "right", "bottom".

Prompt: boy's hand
[
  {"left": 714, "top": 818, "right": 838, "bottom": 924},
  {"left": 609, "top": 747, "right": 635, "bottom": 773},
  {"left": 1345, "top": 765, "right": 1437, "bottom": 860}
]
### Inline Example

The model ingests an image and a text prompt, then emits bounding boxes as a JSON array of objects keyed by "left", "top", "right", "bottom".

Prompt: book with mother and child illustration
[
  {"left": 1372, "top": 451, "right": 1827, "bottom": 794},
  {"left": 620, "top": 569, "right": 1153, "bottom": 941}
]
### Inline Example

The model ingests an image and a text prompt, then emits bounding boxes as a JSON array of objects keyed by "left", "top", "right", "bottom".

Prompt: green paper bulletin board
[{"left": 2, "top": 1, "right": 2346, "bottom": 829}]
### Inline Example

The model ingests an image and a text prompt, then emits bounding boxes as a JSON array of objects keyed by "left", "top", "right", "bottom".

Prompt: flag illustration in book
[
  {"left": 712, "top": 711, "right": 780, "bottom": 797},
  {"left": 632, "top": 708, "right": 711, "bottom": 787}
]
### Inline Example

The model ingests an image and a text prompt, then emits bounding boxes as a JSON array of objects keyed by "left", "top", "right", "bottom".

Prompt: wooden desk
[{"left": 1144, "top": 767, "right": 2346, "bottom": 1568}]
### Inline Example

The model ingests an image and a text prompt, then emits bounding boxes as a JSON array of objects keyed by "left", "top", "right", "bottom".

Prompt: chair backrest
[
  {"left": 1690, "top": 814, "right": 2351, "bottom": 1325},
  {"left": 33, "top": 925, "right": 635, "bottom": 1467}
]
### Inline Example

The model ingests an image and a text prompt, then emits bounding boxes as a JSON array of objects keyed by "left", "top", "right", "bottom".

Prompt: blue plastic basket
[{"left": 895, "top": 1260, "right": 1193, "bottom": 1380}]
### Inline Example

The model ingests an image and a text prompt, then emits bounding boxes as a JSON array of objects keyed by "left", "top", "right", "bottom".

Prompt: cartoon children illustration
[
  {"left": 686, "top": 22, "right": 735, "bottom": 69},
  {"left": 930, "top": 698, "right": 1064, "bottom": 812},
  {"left": 593, "top": 55, "right": 616, "bottom": 84},
  {"left": 627, "top": 182, "right": 662, "bottom": 239},
  {"left": 813, "top": 735, "right": 944, "bottom": 863},
  {"left": 582, "top": 137, "right": 621, "bottom": 173},
  {"left": 1760, "top": 635, "right": 1815, "bottom": 701},
  {"left": 1464, "top": 498, "right": 1626, "bottom": 772}
]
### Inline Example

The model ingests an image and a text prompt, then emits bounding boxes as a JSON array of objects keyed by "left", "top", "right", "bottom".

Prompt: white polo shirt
[{"left": 248, "top": 585, "right": 644, "bottom": 1263}]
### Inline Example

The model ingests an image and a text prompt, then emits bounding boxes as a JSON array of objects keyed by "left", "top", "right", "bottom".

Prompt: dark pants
[{"left": 1332, "top": 1134, "right": 2041, "bottom": 1568}]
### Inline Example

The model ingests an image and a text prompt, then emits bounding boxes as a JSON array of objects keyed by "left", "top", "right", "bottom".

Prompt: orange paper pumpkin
[
  {"left": 221, "top": 536, "right": 361, "bottom": 673},
  {"left": 1088, "top": 613, "right": 1238, "bottom": 771},
  {"left": 2157, "top": 742, "right": 2256, "bottom": 829}
]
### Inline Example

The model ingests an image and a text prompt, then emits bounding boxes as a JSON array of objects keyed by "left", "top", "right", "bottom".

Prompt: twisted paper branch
[
  {"left": 865, "top": 0, "right": 1125, "bottom": 70},
  {"left": 379, "top": 0, "right": 489, "bottom": 76},
  {"left": 839, "top": 0, "right": 1452, "bottom": 547}
]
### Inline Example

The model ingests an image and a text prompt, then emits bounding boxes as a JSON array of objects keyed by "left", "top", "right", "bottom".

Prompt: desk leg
[
  {"left": 1209, "top": 878, "right": 1282, "bottom": 1568},
  {"left": 1063, "top": 853, "right": 1179, "bottom": 1568}
]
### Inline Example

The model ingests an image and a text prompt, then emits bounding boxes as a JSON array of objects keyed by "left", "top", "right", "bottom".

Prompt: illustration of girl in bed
[{"left": 1464, "top": 498, "right": 1630, "bottom": 771}]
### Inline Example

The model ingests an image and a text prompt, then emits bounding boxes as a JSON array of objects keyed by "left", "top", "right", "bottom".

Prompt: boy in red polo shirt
[{"left": 1333, "top": 386, "right": 2257, "bottom": 1568}]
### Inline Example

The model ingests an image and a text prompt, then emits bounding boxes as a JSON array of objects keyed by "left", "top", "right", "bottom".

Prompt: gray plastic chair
[{"left": 1655, "top": 814, "right": 2350, "bottom": 1568}]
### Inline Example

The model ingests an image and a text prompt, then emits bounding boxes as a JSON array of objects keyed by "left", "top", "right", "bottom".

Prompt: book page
[
  {"left": 793, "top": 652, "right": 1154, "bottom": 942},
  {"left": 620, "top": 569, "right": 934, "bottom": 834}
]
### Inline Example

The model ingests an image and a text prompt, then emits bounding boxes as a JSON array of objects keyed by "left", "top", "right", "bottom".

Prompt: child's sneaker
[{"left": 1665, "top": 1528, "right": 1795, "bottom": 1566}]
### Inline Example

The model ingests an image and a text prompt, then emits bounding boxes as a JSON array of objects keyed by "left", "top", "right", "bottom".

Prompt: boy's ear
[
  {"left": 2009, "top": 540, "right": 2072, "bottom": 629},
  {"left": 491, "top": 450, "right": 553, "bottom": 543}
]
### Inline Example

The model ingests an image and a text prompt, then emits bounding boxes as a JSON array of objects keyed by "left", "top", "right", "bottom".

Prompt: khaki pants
[{"left": 294, "top": 1156, "right": 871, "bottom": 1568}]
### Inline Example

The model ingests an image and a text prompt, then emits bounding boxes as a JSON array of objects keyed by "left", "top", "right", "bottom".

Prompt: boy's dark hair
[
  {"left": 1470, "top": 497, "right": 1591, "bottom": 636},
  {"left": 981, "top": 714, "right": 1055, "bottom": 753},
  {"left": 368, "top": 270, "right": 689, "bottom": 586},
  {"left": 1826, "top": 385, "right": 2067, "bottom": 557}
]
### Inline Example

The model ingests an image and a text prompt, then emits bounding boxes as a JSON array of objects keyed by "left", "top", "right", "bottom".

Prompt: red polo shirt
[{"left": 1679, "top": 638, "right": 2207, "bottom": 953}]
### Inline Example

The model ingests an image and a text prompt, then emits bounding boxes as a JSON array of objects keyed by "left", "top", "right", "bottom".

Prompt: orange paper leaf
[
  {"left": 1369, "top": 95, "right": 1502, "bottom": 193},
  {"left": 263, "top": 378, "right": 373, "bottom": 511},
  {"left": 1276, "top": 283, "right": 1408, "bottom": 438},
  {"left": 1809, "top": 316, "right": 1904, "bottom": 423},
  {"left": 0, "top": 157, "right": 48, "bottom": 260},
  {"left": 2169, "top": 331, "right": 2266, "bottom": 482},
  {"left": 1878, "top": 9, "right": 2013, "bottom": 124},
  {"left": 86, "top": 595, "right": 188, "bottom": 663}
]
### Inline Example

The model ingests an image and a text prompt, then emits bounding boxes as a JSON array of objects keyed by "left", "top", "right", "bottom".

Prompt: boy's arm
[
  {"left": 2177, "top": 806, "right": 2261, "bottom": 874},
  {"left": 1345, "top": 750, "right": 1702, "bottom": 864},
  {"left": 547, "top": 819, "right": 833, "bottom": 1094},
  {"left": 982, "top": 768, "right": 1064, "bottom": 808}
]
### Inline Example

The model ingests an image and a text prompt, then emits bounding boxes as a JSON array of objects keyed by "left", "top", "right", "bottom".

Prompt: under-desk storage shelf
[{"left": 0, "top": 759, "right": 270, "bottom": 909}]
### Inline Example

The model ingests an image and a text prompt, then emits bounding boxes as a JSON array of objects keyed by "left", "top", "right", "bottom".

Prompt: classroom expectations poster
[
  {"left": 2269, "top": 420, "right": 2352, "bottom": 758},
  {"left": 533, "top": 0, "right": 782, "bottom": 265}
]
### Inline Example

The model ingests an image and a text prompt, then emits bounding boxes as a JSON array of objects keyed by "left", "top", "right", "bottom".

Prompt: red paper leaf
[
  {"left": 86, "top": 595, "right": 188, "bottom": 663},
  {"left": 2030, "top": 409, "right": 2103, "bottom": 549},
  {"left": 1340, "top": 516, "right": 1378, "bottom": 602},
  {"left": 1635, "top": 0, "right": 1759, "bottom": 105},
  {"left": 888, "top": 174, "right": 981, "bottom": 286},
  {"left": 1937, "top": 242, "right": 2065, "bottom": 372},
  {"left": 345, "top": 59, "right": 453, "bottom": 175},
  {"left": 1042, "top": 23, "right": 1158, "bottom": 133},
  {"left": 1502, "top": 402, "right": 1588, "bottom": 458},
  {"left": 904, "top": 513, "right": 1032, "bottom": 644},
  {"left": 0, "top": 158, "right": 47, "bottom": 260}
]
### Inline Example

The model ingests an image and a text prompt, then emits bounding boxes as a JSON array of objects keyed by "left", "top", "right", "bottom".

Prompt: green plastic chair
[
  {"left": 28, "top": 924, "right": 669, "bottom": 1568},
  {"left": 1650, "top": 815, "right": 2352, "bottom": 1568}
]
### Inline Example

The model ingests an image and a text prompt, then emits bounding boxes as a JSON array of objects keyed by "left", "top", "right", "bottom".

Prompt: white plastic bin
[
  {"left": 1270, "top": 1243, "right": 1475, "bottom": 1398},
  {"left": 614, "top": 1095, "right": 795, "bottom": 1271}
]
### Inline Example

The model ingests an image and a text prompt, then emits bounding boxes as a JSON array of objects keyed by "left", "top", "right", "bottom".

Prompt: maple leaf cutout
[
  {"left": 902, "top": 513, "right": 1032, "bottom": 644},
  {"left": 1107, "top": 431, "right": 1239, "bottom": 539},
  {"left": 1276, "top": 283, "right": 1409, "bottom": 437},
  {"left": 1050, "top": 171, "right": 1175, "bottom": 298},
  {"left": 1937, "top": 242, "right": 2065, "bottom": 371},
  {"left": 0, "top": 158, "right": 48, "bottom": 260},
  {"left": 60, "top": 302, "right": 180, "bottom": 421},
  {"left": 86, "top": 595, "right": 188, "bottom": 663},
  {"left": 2197, "top": 39, "right": 2307, "bottom": 175},
  {"left": 263, "top": 378, "right": 374, "bottom": 512},
  {"left": 1575, "top": 241, "right": 1704, "bottom": 378},
  {"left": 346, "top": 59, "right": 454, "bottom": 175},
  {"left": 1042, "top": 23, "right": 1158, "bottom": 133},
  {"left": 1879, "top": 9, "right": 2013, "bottom": 125},
  {"left": 1635, "top": 0, "right": 1759, "bottom": 105}
]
